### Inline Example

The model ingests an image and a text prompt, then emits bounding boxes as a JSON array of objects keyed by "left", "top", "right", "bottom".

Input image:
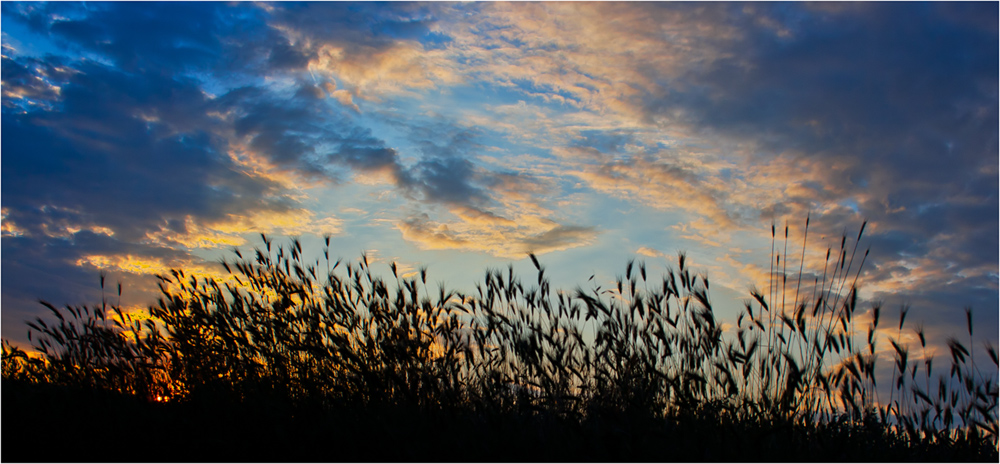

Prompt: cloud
[
  {"left": 573, "top": 153, "right": 742, "bottom": 231},
  {"left": 0, "top": 4, "right": 375, "bottom": 346},
  {"left": 1, "top": 60, "right": 295, "bottom": 241},
  {"left": 266, "top": 2, "right": 461, "bottom": 101},
  {"left": 2, "top": 2, "right": 235, "bottom": 73},
  {"left": 433, "top": 2, "right": 744, "bottom": 121},
  {"left": 640, "top": 3, "right": 998, "bottom": 235},
  {"left": 310, "top": 42, "right": 460, "bottom": 101},
  {"left": 1, "top": 1, "right": 994, "bottom": 356},
  {"left": 1, "top": 3, "right": 550, "bottom": 328},
  {"left": 0, "top": 55, "right": 67, "bottom": 111},
  {"left": 519, "top": 225, "right": 598, "bottom": 255},
  {"left": 470, "top": 3, "right": 997, "bottom": 342},
  {"left": 636, "top": 247, "right": 666, "bottom": 259},
  {"left": 432, "top": 1, "right": 995, "bottom": 298},
  {"left": 363, "top": 112, "right": 603, "bottom": 258},
  {"left": 396, "top": 213, "right": 596, "bottom": 259},
  {"left": 0, "top": 231, "right": 197, "bottom": 343}
]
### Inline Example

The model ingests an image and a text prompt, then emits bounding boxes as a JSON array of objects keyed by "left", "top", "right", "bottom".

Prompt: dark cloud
[
  {"left": 266, "top": 39, "right": 313, "bottom": 71},
  {"left": 1, "top": 2, "right": 318, "bottom": 77},
  {"left": 674, "top": 5, "right": 994, "bottom": 149},
  {"left": 0, "top": 55, "right": 64, "bottom": 110},
  {"left": 520, "top": 225, "right": 598, "bottom": 255},
  {"left": 1, "top": 56, "right": 297, "bottom": 243},
  {"left": 410, "top": 156, "right": 491, "bottom": 206},
  {"left": 0, "top": 1, "right": 465, "bottom": 243},
  {"left": 0, "top": 1, "right": 345, "bottom": 346},
  {"left": 644, "top": 2, "right": 997, "bottom": 182},
  {"left": 636, "top": 3, "right": 998, "bottom": 323},
  {"left": 2, "top": 1, "right": 480, "bottom": 208},
  {"left": 229, "top": 90, "right": 328, "bottom": 171},
  {"left": 332, "top": 143, "right": 401, "bottom": 173},
  {"left": 266, "top": 2, "right": 437, "bottom": 52},
  {"left": 370, "top": 115, "right": 504, "bottom": 211},
  {"left": 3, "top": 2, "right": 226, "bottom": 72}
]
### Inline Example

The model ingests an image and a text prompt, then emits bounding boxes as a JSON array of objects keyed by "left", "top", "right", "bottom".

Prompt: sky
[{"left": 1, "top": 2, "right": 997, "bottom": 366}]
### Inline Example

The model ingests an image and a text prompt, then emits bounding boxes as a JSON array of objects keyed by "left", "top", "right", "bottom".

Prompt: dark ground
[{"left": 2, "top": 380, "right": 995, "bottom": 462}]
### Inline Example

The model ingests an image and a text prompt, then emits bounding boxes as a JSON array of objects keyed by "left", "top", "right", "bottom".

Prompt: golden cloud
[
  {"left": 76, "top": 255, "right": 175, "bottom": 276},
  {"left": 1, "top": 209, "right": 26, "bottom": 238},
  {"left": 225, "top": 141, "right": 322, "bottom": 191},
  {"left": 396, "top": 211, "right": 595, "bottom": 259},
  {"left": 574, "top": 156, "right": 738, "bottom": 231},
  {"left": 636, "top": 246, "right": 666, "bottom": 258},
  {"left": 435, "top": 2, "right": 742, "bottom": 123},
  {"left": 310, "top": 42, "right": 461, "bottom": 102},
  {"left": 143, "top": 210, "right": 342, "bottom": 251}
]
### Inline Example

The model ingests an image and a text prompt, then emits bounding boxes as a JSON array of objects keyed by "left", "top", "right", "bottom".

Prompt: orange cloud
[
  {"left": 435, "top": 2, "right": 742, "bottom": 123},
  {"left": 309, "top": 42, "right": 461, "bottom": 103},
  {"left": 76, "top": 255, "right": 174, "bottom": 276},
  {"left": 396, "top": 212, "right": 595, "bottom": 259},
  {"left": 636, "top": 246, "right": 666, "bottom": 258},
  {"left": 143, "top": 211, "right": 342, "bottom": 251},
  {"left": 1, "top": 208, "right": 27, "bottom": 237},
  {"left": 573, "top": 156, "right": 738, "bottom": 231}
]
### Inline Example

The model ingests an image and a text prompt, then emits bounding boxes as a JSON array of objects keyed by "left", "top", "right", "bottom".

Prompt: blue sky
[{"left": 2, "top": 2, "right": 997, "bottom": 362}]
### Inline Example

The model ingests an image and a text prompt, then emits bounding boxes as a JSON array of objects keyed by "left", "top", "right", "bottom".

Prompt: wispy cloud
[{"left": 397, "top": 212, "right": 595, "bottom": 258}]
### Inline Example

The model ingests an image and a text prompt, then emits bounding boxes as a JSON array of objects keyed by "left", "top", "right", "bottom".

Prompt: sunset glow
[{"left": 2, "top": 1, "right": 996, "bottom": 367}]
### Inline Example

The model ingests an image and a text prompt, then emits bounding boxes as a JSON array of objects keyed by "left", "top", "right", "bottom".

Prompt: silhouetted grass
[{"left": 2, "top": 221, "right": 997, "bottom": 461}]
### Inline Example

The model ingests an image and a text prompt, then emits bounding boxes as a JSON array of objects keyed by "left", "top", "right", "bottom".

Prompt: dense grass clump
[{"left": 3, "top": 221, "right": 997, "bottom": 461}]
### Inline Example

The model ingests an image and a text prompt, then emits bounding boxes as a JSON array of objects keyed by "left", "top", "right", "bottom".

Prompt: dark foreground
[{"left": 3, "top": 381, "right": 995, "bottom": 462}]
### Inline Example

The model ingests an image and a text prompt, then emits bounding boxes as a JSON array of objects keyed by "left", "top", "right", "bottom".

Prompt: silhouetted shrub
[{"left": 3, "top": 222, "right": 997, "bottom": 461}]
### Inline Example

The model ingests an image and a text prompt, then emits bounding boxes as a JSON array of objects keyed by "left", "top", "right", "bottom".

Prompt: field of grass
[{"left": 2, "top": 221, "right": 997, "bottom": 461}]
